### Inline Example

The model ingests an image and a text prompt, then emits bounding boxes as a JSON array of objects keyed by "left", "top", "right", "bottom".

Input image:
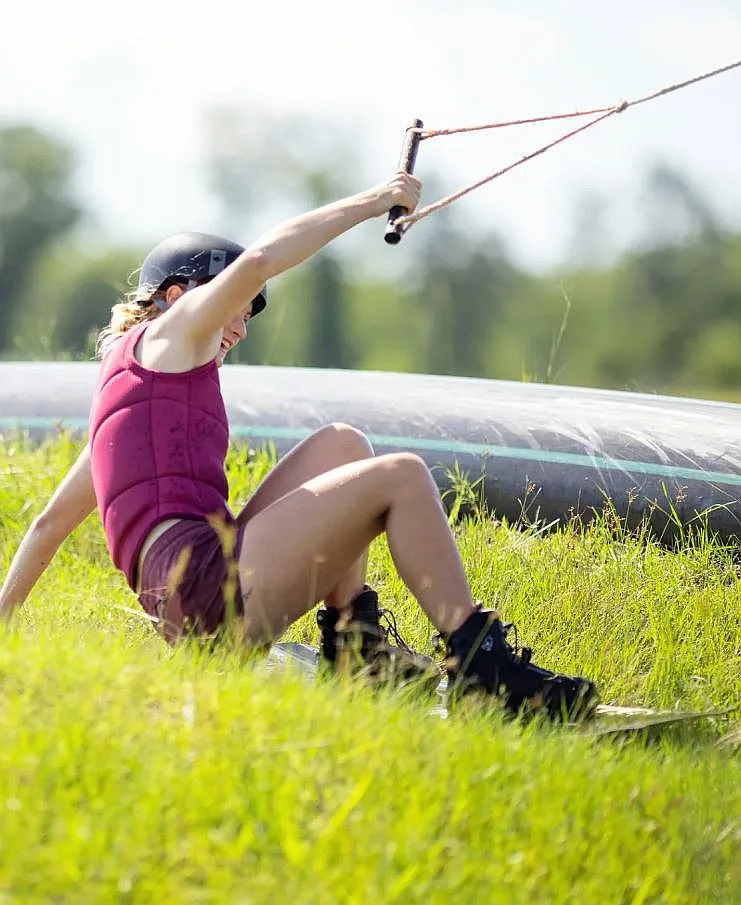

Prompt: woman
[{"left": 0, "top": 173, "right": 598, "bottom": 719}]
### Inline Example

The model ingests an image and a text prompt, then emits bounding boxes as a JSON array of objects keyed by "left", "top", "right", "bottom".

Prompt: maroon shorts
[{"left": 137, "top": 517, "right": 247, "bottom": 642}]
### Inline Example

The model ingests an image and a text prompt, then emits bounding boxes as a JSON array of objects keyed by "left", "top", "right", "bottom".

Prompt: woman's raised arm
[{"left": 175, "top": 173, "right": 421, "bottom": 343}]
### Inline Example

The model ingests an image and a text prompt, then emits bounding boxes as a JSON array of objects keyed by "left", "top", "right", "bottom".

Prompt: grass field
[{"left": 1, "top": 434, "right": 739, "bottom": 904}]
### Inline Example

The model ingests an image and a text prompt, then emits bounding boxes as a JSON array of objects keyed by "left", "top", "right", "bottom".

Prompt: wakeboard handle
[{"left": 384, "top": 118, "right": 423, "bottom": 245}]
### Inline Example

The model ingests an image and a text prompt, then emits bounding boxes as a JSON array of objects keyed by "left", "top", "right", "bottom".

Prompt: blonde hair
[{"left": 96, "top": 288, "right": 162, "bottom": 358}]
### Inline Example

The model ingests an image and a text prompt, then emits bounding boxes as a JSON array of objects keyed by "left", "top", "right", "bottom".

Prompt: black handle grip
[{"left": 384, "top": 118, "right": 423, "bottom": 245}]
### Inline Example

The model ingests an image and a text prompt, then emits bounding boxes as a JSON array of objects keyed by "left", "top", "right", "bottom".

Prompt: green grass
[{"left": 1, "top": 434, "right": 740, "bottom": 904}]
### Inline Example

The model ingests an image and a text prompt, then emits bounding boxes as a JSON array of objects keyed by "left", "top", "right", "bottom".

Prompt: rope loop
[{"left": 397, "top": 59, "right": 740, "bottom": 233}]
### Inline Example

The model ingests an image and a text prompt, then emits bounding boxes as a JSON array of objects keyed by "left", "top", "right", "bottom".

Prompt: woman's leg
[
  {"left": 236, "top": 452, "right": 477, "bottom": 645},
  {"left": 235, "top": 423, "right": 374, "bottom": 608}
]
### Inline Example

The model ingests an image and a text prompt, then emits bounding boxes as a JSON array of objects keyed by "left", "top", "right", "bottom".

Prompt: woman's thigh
[
  {"left": 236, "top": 452, "right": 421, "bottom": 643},
  {"left": 236, "top": 423, "right": 373, "bottom": 525}
]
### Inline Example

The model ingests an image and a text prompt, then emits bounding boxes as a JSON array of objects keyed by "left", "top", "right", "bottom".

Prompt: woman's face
[
  {"left": 217, "top": 306, "right": 252, "bottom": 367},
  {"left": 163, "top": 283, "right": 254, "bottom": 367}
]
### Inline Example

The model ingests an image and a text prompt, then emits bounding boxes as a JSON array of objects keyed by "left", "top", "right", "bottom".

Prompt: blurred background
[{"left": 1, "top": 0, "right": 740, "bottom": 400}]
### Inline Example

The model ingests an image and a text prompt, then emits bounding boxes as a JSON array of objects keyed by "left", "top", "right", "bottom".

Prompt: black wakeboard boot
[
  {"left": 443, "top": 607, "right": 599, "bottom": 721},
  {"left": 316, "top": 586, "right": 440, "bottom": 690}
]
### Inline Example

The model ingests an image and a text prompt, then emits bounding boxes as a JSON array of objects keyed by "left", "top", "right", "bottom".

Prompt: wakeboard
[{"left": 267, "top": 641, "right": 734, "bottom": 737}]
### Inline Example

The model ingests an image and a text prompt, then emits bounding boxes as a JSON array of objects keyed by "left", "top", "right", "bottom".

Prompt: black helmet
[{"left": 137, "top": 231, "right": 267, "bottom": 317}]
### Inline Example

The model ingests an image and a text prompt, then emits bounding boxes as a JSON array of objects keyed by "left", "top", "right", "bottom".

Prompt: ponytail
[{"left": 96, "top": 289, "right": 161, "bottom": 358}]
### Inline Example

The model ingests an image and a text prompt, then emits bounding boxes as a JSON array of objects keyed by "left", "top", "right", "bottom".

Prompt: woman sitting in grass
[{"left": 0, "top": 172, "right": 598, "bottom": 720}]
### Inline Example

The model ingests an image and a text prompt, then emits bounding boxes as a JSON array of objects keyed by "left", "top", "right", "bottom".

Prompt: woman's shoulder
[{"left": 95, "top": 324, "right": 150, "bottom": 383}]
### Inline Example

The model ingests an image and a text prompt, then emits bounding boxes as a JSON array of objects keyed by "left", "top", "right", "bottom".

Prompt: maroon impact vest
[{"left": 88, "top": 322, "right": 230, "bottom": 587}]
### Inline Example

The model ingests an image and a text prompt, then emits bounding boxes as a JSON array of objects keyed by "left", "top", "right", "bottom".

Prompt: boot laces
[
  {"left": 500, "top": 621, "right": 532, "bottom": 665},
  {"left": 324, "top": 602, "right": 415, "bottom": 657},
  {"left": 378, "top": 607, "right": 416, "bottom": 654}
]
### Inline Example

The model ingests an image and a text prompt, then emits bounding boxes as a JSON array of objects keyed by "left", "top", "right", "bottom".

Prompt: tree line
[{"left": 1, "top": 119, "right": 740, "bottom": 401}]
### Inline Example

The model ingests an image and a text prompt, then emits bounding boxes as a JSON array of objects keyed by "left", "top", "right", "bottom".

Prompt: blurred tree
[
  {"left": 638, "top": 162, "right": 720, "bottom": 246},
  {"left": 408, "top": 177, "right": 522, "bottom": 378},
  {"left": 0, "top": 125, "right": 80, "bottom": 352},
  {"left": 495, "top": 162, "right": 737, "bottom": 394},
  {"left": 566, "top": 190, "right": 613, "bottom": 268},
  {"left": 12, "top": 243, "right": 141, "bottom": 359},
  {"left": 613, "top": 164, "right": 728, "bottom": 388},
  {"left": 307, "top": 253, "right": 349, "bottom": 368},
  {"left": 53, "top": 251, "right": 136, "bottom": 356},
  {"left": 684, "top": 318, "right": 741, "bottom": 388}
]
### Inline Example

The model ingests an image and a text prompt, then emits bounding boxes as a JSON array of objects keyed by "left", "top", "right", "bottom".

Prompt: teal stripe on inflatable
[
  {"left": 368, "top": 432, "right": 741, "bottom": 486},
  {"left": 0, "top": 417, "right": 90, "bottom": 431},
  {"left": 2, "top": 416, "right": 740, "bottom": 487}
]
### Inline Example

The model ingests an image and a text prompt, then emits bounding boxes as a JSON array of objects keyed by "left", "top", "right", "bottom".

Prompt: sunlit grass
[{"left": 1, "top": 434, "right": 740, "bottom": 903}]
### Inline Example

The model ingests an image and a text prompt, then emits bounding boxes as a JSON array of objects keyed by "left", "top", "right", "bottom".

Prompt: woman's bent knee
[
  {"left": 318, "top": 422, "right": 374, "bottom": 460},
  {"left": 384, "top": 451, "right": 428, "bottom": 471},
  {"left": 376, "top": 451, "right": 435, "bottom": 489}
]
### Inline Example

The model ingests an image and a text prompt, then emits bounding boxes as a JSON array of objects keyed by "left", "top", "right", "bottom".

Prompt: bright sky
[{"left": 1, "top": 0, "right": 739, "bottom": 272}]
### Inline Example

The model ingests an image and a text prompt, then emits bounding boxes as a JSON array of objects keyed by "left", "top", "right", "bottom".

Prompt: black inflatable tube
[{"left": 2, "top": 362, "right": 741, "bottom": 543}]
